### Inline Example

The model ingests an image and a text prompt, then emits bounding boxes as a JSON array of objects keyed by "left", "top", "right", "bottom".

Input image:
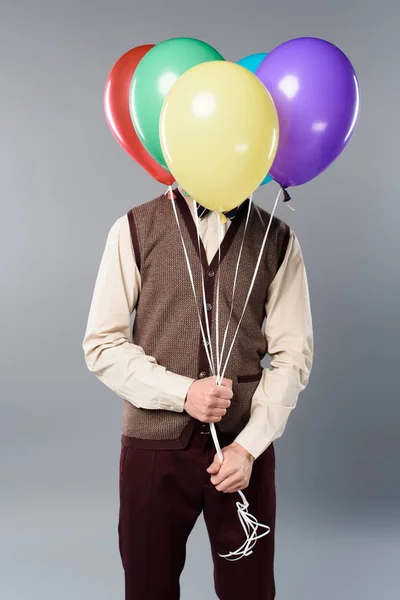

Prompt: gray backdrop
[{"left": 1, "top": 0, "right": 399, "bottom": 598}]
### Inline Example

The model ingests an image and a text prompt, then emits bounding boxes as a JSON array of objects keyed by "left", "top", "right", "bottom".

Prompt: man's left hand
[{"left": 206, "top": 442, "right": 255, "bottom": 493}]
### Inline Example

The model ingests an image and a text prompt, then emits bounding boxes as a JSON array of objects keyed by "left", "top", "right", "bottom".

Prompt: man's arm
[
  {"left": 82, "top": 214, "right": 195, "bottom": 411},
  {"left": 233, "top": 229, "right": 314, "bottom": 459}
]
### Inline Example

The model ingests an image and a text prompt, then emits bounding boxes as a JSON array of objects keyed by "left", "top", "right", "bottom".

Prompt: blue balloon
[
  {"left": 237, "top": 52, "right": 268, "bottom": 73},
  {"left": 237, "top": 52, "right": 273, "bottom": 186}
]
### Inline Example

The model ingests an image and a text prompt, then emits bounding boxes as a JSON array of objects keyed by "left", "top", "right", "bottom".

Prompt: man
[{"left": 82, "top": 185, "right": 313, "bottom": 599}]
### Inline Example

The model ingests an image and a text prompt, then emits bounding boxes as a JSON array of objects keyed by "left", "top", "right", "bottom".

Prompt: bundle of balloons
[{"left": 104, "top": 36, "right": 360, "bottom": 212}]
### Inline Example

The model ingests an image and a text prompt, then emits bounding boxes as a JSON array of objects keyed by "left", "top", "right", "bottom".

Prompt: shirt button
[
  {"left": 199, "top": 371, "right": 208, "bottom": 379},
  {"left": 206, "top": 303, "right": 212, "bottom": 311},
  {"left": 207, "top": 269, "right": 215, "bottom": 277}
]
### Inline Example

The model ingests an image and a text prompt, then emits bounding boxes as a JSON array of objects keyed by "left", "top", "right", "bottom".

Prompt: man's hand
[
  {"left": 206, "top": 442, "right": 255, "bottom": 493},
  {"left": 184, "top": 376, "right": 233, "bottom": 423}
]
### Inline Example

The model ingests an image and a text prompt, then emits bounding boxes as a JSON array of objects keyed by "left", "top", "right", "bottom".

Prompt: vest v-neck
[{"left": 173, "top": 188, "right": 250, "bottom": 274}]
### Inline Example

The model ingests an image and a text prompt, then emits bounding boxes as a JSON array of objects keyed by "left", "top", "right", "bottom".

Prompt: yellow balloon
[{"left": 159, "top": 61, "right": 279, "bottom": 212}]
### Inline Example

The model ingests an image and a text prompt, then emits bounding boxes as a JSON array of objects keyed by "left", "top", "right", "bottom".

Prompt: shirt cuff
[
  {"left": 234, "top": 403, "right": 294, "bottom": 459},
  {"left": 234, "top": 423, "right": 272, "bottom": 460},
  {"left": 156, "top": 373, "right": 195, "bottom": 412}
]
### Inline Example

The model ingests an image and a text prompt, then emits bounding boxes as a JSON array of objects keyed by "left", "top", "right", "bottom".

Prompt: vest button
[
  {"left": 206, "top": 303, "right": 212, "bottom": 311},
  {"left": 207, "top": 269, "right": 215, "bottom": 277},
  {"left": 199, "top": 371, "right": 208, "bottom": 379}
]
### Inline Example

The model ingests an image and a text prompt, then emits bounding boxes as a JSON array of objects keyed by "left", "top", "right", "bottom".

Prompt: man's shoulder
[
  {"left": 103, "top": 190, "right": 168, "bottom": 240},
  {"left": 253, "top": 201, "right": 292, "bottom": 236},
  {"left": 128, "top": 191, "right": 169, "bottom": 216}
]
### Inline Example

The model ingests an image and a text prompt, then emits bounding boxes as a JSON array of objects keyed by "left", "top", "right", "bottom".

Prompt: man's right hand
[{"left": 184, "top": 377, "right": 233, "bottom": 423}]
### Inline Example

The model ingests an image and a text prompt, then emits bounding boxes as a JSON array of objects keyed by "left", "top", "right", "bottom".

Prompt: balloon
[
  {"left": 104, "top": 46, "right": 174, "bottom": 185},
  {"left": 237, "top": 52, "right": 272, "bottom": 186},
  {"left": 130, "top": 37, "right": 224, "bottom": 170},
  {"left": 256, "top": 37, "right": 360, "bottom": 187},
  {"left": 237, "top": 52, "right": 267, "bottom": 73},
  {"left": 160, "top": 61, "right": 279, "bottom": 212}
]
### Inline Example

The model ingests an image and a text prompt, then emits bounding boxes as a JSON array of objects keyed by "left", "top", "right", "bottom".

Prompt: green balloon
[{"left": 130, "top": 37, "right": 225, "bottom": 170}]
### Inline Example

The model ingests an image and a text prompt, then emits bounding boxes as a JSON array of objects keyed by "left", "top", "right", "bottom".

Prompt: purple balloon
[{"left": 256, "top": 37, "right": 360, "bottom": 187}]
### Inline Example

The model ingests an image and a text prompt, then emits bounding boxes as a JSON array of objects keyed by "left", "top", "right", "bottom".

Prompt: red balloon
[{"left": 104, "top": 46, "right": 175, "bottom": 185}]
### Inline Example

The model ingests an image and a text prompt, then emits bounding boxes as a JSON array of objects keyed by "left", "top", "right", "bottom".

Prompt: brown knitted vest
[{"left": 121, "top": 188, "right": 290, "bottom": 448}]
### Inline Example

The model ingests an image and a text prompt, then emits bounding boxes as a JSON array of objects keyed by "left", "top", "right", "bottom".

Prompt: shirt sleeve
[
  {"left": 82, "top": 214, "right": 195, "bottom": 412},
  {"left": 234, "top": 229, "right": 314, "bottom": 459}
]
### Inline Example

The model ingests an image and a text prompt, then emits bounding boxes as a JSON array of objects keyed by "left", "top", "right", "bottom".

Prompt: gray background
[{"left": 1, "top": 0, "right": 399, "bottom": 598}]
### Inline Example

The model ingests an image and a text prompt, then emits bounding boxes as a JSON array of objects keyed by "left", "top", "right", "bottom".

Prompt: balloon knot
[
  {"left": 282, "top": 186, "right": 291, "bottom": 202},
  {"left": 166, "top": 187, "right": 175, "bottom": 201}
]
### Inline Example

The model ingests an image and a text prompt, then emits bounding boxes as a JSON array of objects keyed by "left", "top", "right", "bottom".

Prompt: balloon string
[
  {"left": 218, "top": 187, "right": 281, "bottom": 385},
  {"left": 168, "top": 188, "right": 214, "bottom": 371},
  {"left": 211, "top": 204, "right": 271, "bottom": 561},
  {"left": 216, "top": 196, "right": 253, "bottom": 385},
  {"left": 211, "top": 188, "right": 280, "bottom": 560},
  {"left": 168, "top": 185, "right": 277, "bottom": 560},
  {"left": 215, "top": 216, "right": 222, "bottom": 381},
  {"left": 193, "top": 202, "right": 215, "bottom": 375}
]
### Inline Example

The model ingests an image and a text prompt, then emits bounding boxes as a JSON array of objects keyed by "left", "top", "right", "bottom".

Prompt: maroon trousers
[{"left": 118, "top": 420, "right": 276, "bottom": 599}]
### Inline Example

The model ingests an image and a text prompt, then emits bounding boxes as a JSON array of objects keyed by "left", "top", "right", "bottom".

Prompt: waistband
[{"left": 121, "top": 418, "right": 237, "bottom": 451}]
